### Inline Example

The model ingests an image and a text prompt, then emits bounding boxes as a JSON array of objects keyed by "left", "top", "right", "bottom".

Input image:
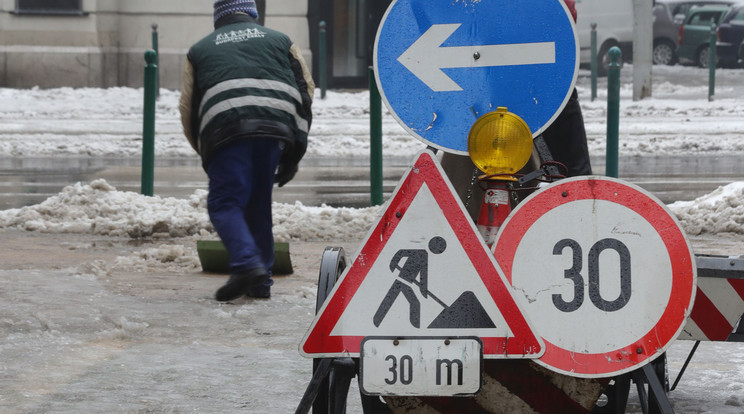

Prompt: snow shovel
[{"left": 196, "top": 239, "right": 293, "bottom": 275}]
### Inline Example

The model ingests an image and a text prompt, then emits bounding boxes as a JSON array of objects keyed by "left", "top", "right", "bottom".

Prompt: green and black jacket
[{"left": 179, "top": 13, "right": 314, "bottom": 169}]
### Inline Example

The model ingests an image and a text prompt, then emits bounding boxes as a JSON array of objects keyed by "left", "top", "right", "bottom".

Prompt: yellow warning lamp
[{"left": 467, "top": 107, "right": 533, "bottom": 180}]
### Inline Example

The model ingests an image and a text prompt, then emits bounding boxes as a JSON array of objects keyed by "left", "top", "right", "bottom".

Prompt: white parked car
[{"left": 574, "top": 0, "right": 634, "bottom": 75}]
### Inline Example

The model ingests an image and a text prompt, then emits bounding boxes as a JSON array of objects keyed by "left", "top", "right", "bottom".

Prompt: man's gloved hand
[{"left": 275, "top": 163, "right": 298, "bottom": 187}]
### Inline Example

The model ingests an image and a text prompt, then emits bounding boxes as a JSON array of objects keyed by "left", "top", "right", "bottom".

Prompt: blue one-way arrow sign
[
  {"left": 398, "top": 24, "right": 557, "bottom": 92},
  {"left": 374, "top": 0, "right": 578, "bottom": 154}
]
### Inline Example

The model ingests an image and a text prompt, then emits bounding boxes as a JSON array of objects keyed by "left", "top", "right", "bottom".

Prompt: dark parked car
[
  {"left": 717, "top": 3, "right": 744, "bottom": 67},
  {"left": 654, "top": 0, "right": 736, "bottom": 65},
  {"left": 677, "top": 5, "right": 731, "bottom": 67}
]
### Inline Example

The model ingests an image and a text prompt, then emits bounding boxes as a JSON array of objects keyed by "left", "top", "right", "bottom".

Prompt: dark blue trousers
[{"left": 206, "top": 139, "right": 282, "bottom": 287}]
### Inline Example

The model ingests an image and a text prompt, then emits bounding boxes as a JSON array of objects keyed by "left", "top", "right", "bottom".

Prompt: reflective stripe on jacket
[{"left": 181, "top": 14, "right": 313, "bottom": 168}]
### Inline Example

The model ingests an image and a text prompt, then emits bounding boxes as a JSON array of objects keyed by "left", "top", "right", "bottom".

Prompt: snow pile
[
  {"left": 5, "top": 67, "right": 744, "bottom": 160},
  {"left": 0, "top": 179, "right": 382, "bottom": 242},
  {"left": 0, "top": 86, "right": 156, "bottom": 120},
  {"left": 2, "top": 179, "right": 743, "bottom": 241},
  {"left": 668, "top": 182, "right": 744, "bottom": 236},
  {"left": 0, "top": 179, "right": 211, "bottom": 237},
  {"left": 113, "top": 244, "right": 203, "bottom": 272},
  {"left": 273, "top": 201, "right": 381, "bottom": 242},
  {"left": 0, "top": 87, "right": 194, "bottom": 158},
  {"left": 73, "top": 244, "right": 204, "bottom": 276},
  {"left": 306, "top": 89, "right": 420, "bottom": 158}
]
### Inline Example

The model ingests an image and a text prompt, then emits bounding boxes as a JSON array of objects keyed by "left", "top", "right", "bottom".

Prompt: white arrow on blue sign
[{"left": 374, "top": 0, "right": 579, "bottom": 154}]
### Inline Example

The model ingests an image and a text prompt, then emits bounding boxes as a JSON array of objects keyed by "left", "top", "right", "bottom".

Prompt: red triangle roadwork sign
[{"left": 300, "top": 151, "right": 544, "bottom": 358}]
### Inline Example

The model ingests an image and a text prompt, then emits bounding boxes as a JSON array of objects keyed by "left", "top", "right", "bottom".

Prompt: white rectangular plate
[{"left": 360, "top": 336, "right": 482, "bottom": 396}]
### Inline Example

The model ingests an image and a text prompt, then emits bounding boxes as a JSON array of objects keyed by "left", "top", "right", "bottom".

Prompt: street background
[{"left": 0, "top": 65, "right": 743, "bottom": 412}]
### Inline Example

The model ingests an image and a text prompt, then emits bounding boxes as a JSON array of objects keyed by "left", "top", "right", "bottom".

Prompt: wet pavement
[
  {"left": 0, "top": 155, "right": 411, "bottom": 210},
  {"left": 0, "top": 154, "right": 741, "bottom": 210}
]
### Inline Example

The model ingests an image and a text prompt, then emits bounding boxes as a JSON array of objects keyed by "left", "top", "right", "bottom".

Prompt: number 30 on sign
[{"left": 494, "top": 177, "right": 696, "bottom": 378}]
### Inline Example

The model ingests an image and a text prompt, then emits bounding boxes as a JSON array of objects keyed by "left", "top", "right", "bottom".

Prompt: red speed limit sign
[{"left": 493, "top": 177, "right": 696, "bottom": 378}]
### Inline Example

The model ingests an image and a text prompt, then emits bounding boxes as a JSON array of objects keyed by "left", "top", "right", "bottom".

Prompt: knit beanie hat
[{"left": 214, "top": 0, "right": 258, "bottom": 24}]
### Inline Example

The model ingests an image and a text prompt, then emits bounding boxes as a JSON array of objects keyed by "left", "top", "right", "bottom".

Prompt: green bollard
[
  {"left": 591, "top": 23, "right": 598, "bottom": 101},
  {"left": 151, "top": 23, "right": 160, "bottom": 98},
  {"left": 369, "top": 67, "right": 383, "bottom": 206},
  {"left": 141, "top": 50, "right": 157, "bottom": 196},
  {"left": 606, "top": 47, "right": 621, "bottom": 179},
  {"left": 319, "top": 21, "right": 327, "bottom": 100},
  {"left": 708, "top": 22, "right": 716, "bottom": 102}
]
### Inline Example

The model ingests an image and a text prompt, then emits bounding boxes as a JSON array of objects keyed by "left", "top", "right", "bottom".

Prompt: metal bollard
[
  {"left": 606, "top": 47, "right": 621, "bottom": 178},
  {"left": 319, "top": 21, "right": 327, "bottom": 99},
  {"left": 709, "top": 22, "right": 716, "bottom": 102},
  {"left": 151, "top": 23, "right": 160, "bottom": 98},
  {"left": 141, "top": 50, "right": 157, "bottom": 196},
  {"left": 369, "top": 67, "right": 383, "bottom": 206},
  {"left": 591, "top": 23, "right": 598, "bottom": 101}
]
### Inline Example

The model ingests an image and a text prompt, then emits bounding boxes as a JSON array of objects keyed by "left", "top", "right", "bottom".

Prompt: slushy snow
[{"left": 0, "top": 177, "right": 741, "bottom": 242}]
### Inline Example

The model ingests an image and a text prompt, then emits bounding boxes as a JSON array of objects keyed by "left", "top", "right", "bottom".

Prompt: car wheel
[
  {"left": 696, "top": 45, "right": 717, "bottom": 68},
  {"left": 653, "top": 39, "right": 677, "bottom": 65}
]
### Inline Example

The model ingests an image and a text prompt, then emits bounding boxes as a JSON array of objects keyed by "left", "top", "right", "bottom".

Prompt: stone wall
[{"left": 0, "top": 0, "right": 311, "bottom": 89}]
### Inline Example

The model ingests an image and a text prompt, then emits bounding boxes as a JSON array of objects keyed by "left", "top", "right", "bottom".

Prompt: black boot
[
  {"left": 215, "top": 268, "right": 269, "bottom": 302},
  {"left": 246, "top": 284, "right": 271, "bottom": 299}
]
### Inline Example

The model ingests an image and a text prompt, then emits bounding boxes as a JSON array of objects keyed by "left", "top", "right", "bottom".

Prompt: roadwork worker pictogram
[{"left": 373, "top": 236, "right": 447, "bottom": 328}]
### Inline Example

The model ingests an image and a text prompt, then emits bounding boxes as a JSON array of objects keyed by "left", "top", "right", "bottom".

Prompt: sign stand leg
[
  {"left": 297, "top": 247, "right": 358, "bottom": 414},
  {"left": 633, "top": 370, "right": 651, "bottom": 414},
  {"left": 671, "top": 341, "right": 700, "bottom": 391},
  {"left": 631, "top": 363, "right": 675, "bottom": 414},
  {"left": 329, "top": 358, "right": 356, "bottom": 413},
  {"left": 295, "top": 358, "right": 359, "bottom": 414},
  {"left": 296, "top": 358, "right": 334, "bottom": 414}
]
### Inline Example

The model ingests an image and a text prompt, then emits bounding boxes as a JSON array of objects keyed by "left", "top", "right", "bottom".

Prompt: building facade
[{"left": 0, "top": 0, "right": 392, "bottom": 90}]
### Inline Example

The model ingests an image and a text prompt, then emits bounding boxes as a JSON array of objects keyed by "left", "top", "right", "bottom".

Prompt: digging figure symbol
[{"left": 373, "top": 236, "right": 496, "bottom": 329}]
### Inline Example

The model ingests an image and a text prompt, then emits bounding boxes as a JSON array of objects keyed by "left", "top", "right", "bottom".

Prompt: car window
[
  {"left": 688, "top": 10, "right": 724, "bottom": 25},
  {"left": 671, "top": 4, "right": 692, "bottom": 24},
  {"left": 673, "top": 2, "right": 735, "bottom": 17},
  {"left": 733, "top": 9, "right": 744, "bottom": 22},
  {"left": 672, "top": 4, "right": 690, "bottom": 15}
]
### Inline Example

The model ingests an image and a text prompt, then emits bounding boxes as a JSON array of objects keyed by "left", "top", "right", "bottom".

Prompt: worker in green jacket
[{"left": 179, "top": 0, "right": 314, "bottom": 301}]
